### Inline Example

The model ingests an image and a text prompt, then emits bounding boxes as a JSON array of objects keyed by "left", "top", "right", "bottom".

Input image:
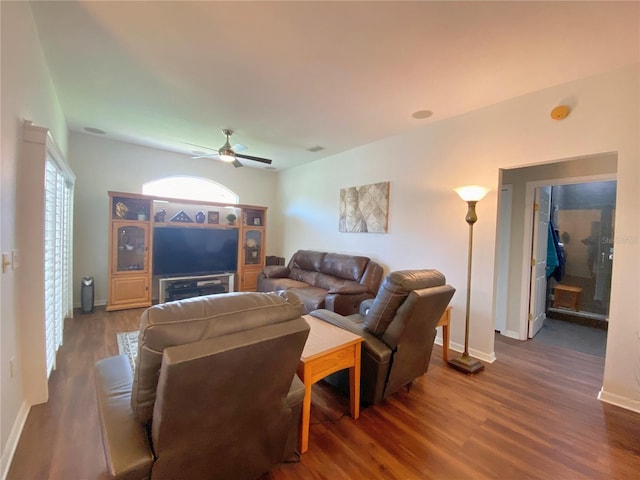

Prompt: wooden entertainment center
[{"left": 106, "top": 191, "right": 267, "bottom": 311}]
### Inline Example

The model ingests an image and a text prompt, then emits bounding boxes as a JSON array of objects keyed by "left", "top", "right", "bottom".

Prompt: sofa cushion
[
  {"left": 320, "top": 253, "right": 370, "bottom": 282},
  {"left": 289, "top": 268, "right": 319, "bottom": 286},
  {"left": 364, "top": 270, "right": 445, "bottom": 336},
  {"left": 288, "top": 287, "right": 327, "bottom": 313},
  {"left": 131, "top": 291, "right": 303, "bottom": 425},
  {"left": 315, "top": 273, "right": 355, "bottom": 292},
  {"left": 261, "top": 265, "right": 290, "bottom": 278},
  {"left": 258, "top": 277, "right": 310, "bottom": 293},
  {"left": 290, "top": 250, "right": 325, "bottom": 272}
]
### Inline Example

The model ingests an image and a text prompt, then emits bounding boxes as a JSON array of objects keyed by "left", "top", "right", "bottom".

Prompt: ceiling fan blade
[
  {"left": 236, "top": 153, "right": 272, "bottom": 165},
  {"left": 192, "top": 154, "right": 219, "bottom": 159},
  {"left": 184, "top": 141, "right": 216, "bottom": 151},
  {"left": 232, "top": 158, "right": 244, "bottom": 168}
]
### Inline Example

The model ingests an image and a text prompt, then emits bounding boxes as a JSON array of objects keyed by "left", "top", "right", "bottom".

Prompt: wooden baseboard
[
  {"left": 598, "top": 389, "right": 640, "bottom": 415},
  {"left": 1, "top": 401, "right": 30, "bottom": 480}
]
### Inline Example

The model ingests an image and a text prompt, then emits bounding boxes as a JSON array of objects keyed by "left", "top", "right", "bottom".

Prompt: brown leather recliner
[
  {"left": 310, "top": 270, "right": 455, "bottom": 405},
  {"left": 94, "top": 291, "right": 310, "bottom": 480}
]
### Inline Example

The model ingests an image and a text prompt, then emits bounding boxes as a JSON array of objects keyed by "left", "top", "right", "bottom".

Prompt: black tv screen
[{"left": 153, "top": 227, "right": 238, "bottom": 277}]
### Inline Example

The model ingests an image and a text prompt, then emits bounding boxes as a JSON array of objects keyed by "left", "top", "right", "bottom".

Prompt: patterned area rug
[{"left": 116, "top": 331, "right": 138, "bottom": 371}]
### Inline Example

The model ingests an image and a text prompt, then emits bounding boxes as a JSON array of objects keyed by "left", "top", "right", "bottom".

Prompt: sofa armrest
[
  {"left": 325, "top": 292, "right": 376, "bottom": 316},
  {"left": 262, "top": 265, "right": 291, "bottom": 278},
  {"left": 95, "top": 355, "right": 154, "bottom": 480},
  {"left": 359, "top": 298, "right": 374, "bottom": 316},
  {"left": 309, "top": 309, "right": 391, "bottom": 363}
]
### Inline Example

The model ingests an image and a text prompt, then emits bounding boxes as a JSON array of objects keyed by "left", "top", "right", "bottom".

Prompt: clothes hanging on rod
[{"left": 546, "top": 221, "right": 565, "bottom": 281}]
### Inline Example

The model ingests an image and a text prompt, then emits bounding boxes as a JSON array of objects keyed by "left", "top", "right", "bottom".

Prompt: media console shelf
[
  {"left": 107, "top": 191, "right": 267, "bottom": 311},
  {"left": 159, "top": 273, "right": 235, "bottom": 303}
]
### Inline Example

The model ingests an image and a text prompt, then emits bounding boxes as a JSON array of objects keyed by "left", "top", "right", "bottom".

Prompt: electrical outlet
[
  {"left": 11, "top": 249, "right": 19, "bottom": 270},
  {"left": 9, "top": 356, "right": 16, "bottom": 379}
]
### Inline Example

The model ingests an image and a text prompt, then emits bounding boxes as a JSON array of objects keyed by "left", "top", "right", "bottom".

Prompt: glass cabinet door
[
  {"left": 243, "top": 229, "right": 263, "bottom": 266},
  {"left": 114, "top": 224, "right": 149, "bottom": 273}
]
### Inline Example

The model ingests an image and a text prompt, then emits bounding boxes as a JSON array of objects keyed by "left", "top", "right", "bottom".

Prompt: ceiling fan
[{"left": 189, "top": 129, "right": 273, "bottom": 168}]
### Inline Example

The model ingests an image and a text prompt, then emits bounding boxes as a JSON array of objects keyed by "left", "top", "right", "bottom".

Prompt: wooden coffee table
[{"left": 297, "top": 314, "right": 363, "bottom": 453}]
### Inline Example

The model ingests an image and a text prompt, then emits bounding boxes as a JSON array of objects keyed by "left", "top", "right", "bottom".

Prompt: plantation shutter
[{"left": 44, "top": 157, "right": 73, "bottom": 376}]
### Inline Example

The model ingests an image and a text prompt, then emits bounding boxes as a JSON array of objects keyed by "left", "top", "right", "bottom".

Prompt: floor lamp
[{"left": 448, "top": 185, "right": 489, "bottom": 374}]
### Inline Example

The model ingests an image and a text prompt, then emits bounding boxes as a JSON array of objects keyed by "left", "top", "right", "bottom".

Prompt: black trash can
[{"left": 81, "top": 276, "right": 94, "bottom": 313}]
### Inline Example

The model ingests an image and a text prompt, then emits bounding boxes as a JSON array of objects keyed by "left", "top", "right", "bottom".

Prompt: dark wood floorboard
[{"left": 7, "top": 308, "right": 640, "bottom": 479}]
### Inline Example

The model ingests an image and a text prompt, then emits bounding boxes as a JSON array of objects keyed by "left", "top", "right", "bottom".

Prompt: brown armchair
[
  {"left": 95, "top": 291, "right": 309, "bottom": 480},
  {"left": 310, "top": 269, "right": 455, "bottom": 405}
]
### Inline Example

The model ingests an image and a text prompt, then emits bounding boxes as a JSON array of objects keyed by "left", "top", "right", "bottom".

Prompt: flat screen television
[{"left": 153, "top": 226, "right": 238, "bottom": 277}]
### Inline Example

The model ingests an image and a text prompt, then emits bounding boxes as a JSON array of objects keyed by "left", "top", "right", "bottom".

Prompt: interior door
[{"left": 528, "top": 186, "right": 551, "bottom": 338}]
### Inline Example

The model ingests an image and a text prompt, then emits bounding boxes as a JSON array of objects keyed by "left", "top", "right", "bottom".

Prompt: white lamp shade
[
  {"left": 218, "top": 147, "right": 236, "bottom": 162},
  {"left": 454, "top": 185, "right": 489, "bottom": 202}
]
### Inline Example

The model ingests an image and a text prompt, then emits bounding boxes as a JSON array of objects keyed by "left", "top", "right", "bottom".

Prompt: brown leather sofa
[
  {"left": 256, "top": 250, "right": 383, "bottom": 316},
  {"left": 310, "top": 269, "right": 455, "bottom": 405},
  {"left": 95, "top": 291, "right": 310, "bottom": 480}
]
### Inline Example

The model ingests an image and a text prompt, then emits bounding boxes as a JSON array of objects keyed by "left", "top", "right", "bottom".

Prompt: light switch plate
[{"left": 11, "top": 249, "right": 19, "bottom": 270}]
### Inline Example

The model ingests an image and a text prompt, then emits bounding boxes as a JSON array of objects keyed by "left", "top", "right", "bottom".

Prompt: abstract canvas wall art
[{"left": 339, "top": 181, "right": 389, "bottom": 233}]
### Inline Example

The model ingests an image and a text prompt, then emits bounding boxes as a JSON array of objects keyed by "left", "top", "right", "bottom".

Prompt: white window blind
[{"left": 44, "top": 158, "right": 73, "bottom": 376}]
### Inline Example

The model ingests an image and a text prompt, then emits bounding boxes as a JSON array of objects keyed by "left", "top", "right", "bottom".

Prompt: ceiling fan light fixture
[
  {"left": 218, "top": 129, "right": 236, "bottom": 162},
  {"left": 218, "top": 148, "right": 236, "bottom": 162}
]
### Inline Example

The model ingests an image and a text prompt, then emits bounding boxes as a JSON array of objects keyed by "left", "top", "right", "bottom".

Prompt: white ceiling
[{"left": 29, "top": 1, "right": 639, "bottom": 170}]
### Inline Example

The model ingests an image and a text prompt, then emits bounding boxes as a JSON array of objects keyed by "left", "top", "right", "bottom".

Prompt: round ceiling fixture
[
  {"left": 550, "top": 105, "right": 570, "bottom": 120},
  {"left": 411, "top": 110, "right": 433, "bottom": 119}
]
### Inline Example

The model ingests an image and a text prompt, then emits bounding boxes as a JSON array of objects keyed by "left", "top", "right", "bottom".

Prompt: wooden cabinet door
[
  {"left": 107, "top": 275, "right": 151, "bottom": 310},
  {"left": 241, "top": 269, "right": 261, "bottom": 292},
  {"left": 112, "top": 222, "right": 150, "bottom": 274}
]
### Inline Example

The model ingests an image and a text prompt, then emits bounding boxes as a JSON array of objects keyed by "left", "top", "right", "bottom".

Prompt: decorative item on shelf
[
  {"left": 195, "top": 211, "right": 206, "bottom": 224},
  {"left": 253, "top": 217, "right": 262, "bottom": 226},
  {"left": 447, "top": 185, "right": 489, "bottom": 375},
  {"left": 115, "top": 201, "right": 128, "bottom": 219},
  {"left": 226, "top": 213, "right": 237, "bottom": 226},
  {"left": 137, "top": 210, "right": 147, "bottom": 221},
  {"left": 244, "top": 237, "right": 260, "bottom": 265},
  {"left": 207, "top": 211, "right": 219, "bottom": 224},
  {"left": 169, "top": 210, "right": 194, "bottom": 223},
  {"left": 154, "top": 209, "right": 167, "bottom": 222}
]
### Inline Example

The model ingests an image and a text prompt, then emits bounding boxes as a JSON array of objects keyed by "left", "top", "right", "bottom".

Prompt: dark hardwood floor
[{"left": 8, "top": 307, "right": 640, "bottom": 480}]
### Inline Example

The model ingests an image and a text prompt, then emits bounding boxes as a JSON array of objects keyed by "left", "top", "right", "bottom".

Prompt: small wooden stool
[{"left": 553, "top": 285, "right": 583, "bottom": 311}]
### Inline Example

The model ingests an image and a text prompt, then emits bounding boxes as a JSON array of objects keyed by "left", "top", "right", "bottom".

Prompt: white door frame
[
  {"left": 517, "top": 173, "right": 617, "bottom": 340},
  {"left": 494, "top": 184, "right": 512, "bottom": 334}
]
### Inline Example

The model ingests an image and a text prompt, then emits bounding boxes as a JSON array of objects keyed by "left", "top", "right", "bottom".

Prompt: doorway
[
  {"left": 494, "top": 152, "right": 617, "bottom": 354},
  {"left": 527, "top": 180, "right": 615, "bottom": 357}
]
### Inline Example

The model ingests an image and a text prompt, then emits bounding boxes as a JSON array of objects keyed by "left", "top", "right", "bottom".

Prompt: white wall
[
  {"left": 276, "top": 64, "right": 640, "bottom": 409},
  {"left": 0, "top": 1, "right": 69, "bottom": 474},
  {"left": 67, "top": 132, "right": 279, "bottom": 306}
]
